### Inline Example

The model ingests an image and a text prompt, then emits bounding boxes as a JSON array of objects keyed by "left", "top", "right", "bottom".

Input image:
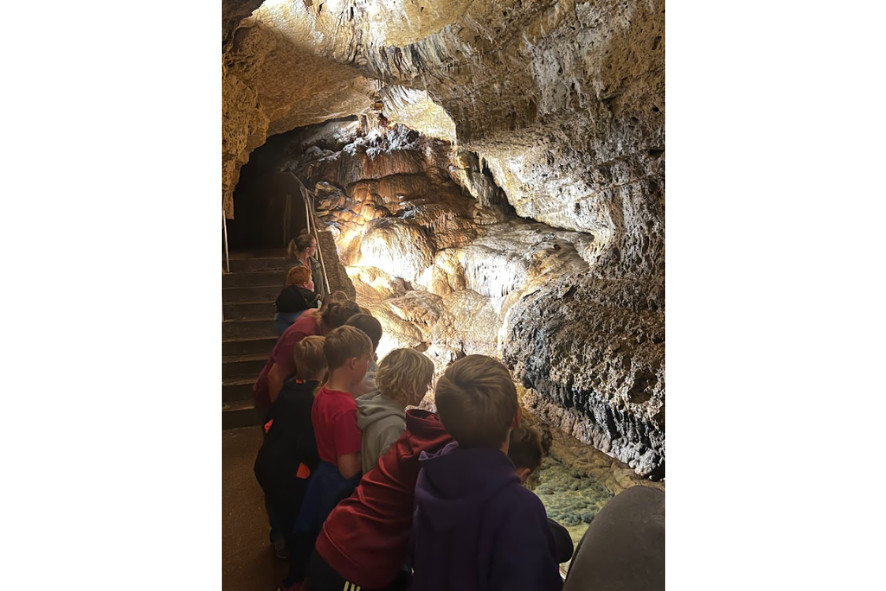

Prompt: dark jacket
[
  {"left": 275, "top": 284, "right": 320, "bottom": 314},
  {"left": 253, "top": 379, "right": 320, "bottom": 493},
  {"left": 411, "top": 442, "right": 563, "bottom": 591}
]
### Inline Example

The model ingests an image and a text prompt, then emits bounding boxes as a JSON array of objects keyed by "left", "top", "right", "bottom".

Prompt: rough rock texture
[{"left": 221, "top": 0, "right": 665, "bottom": 478}]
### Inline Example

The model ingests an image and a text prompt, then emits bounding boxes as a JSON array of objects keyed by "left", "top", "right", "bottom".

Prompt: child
[
  {"left": 274, "top": 266, "right": 320, "bottom": 336},
  {"left": 411, "top": 354, "right": 563, "bottom": 591},
  {"left": 344, "top": 313, "right": 384, "bottom": 396},
  {"left": 357, "top": 348, "right": 435, "bottom": 473},
  {"left": 508, "top": 426, "right": 574, "bottom": 565},
  {"left": 283, "top": 325, "right": 373, "bottom": 589},
  {"left": 253, "top": 298, "right": 361, "bottom": 413},
  {"left": 253, "top": 336, "right": 325, "bottom": 560},
  {"left": 308, "top": 407, "right": 452, "bottom": 591}
]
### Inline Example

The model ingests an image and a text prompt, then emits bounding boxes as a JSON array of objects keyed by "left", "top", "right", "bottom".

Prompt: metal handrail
[
  {"left": 288, "top": 173, "right": 332, "bottom": 297},
  {"left": 222, "top": 208, "right": 230, "bottom": 273},
  {"left": 305, "top": 189, "right": 331, "bottom": 295}
]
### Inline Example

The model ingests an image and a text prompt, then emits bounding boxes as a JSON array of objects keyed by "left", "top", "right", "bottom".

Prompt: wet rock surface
[{"left": 522, "top": 397, "right": 664, "bottom": 552}]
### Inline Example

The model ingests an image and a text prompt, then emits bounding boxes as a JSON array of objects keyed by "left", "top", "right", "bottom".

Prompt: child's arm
[
  {"left": 337, "top": 452, "right": 361, "bottom": 479},
  {"left": 332, "top": 410, "right": 363, "bottom": 480}
]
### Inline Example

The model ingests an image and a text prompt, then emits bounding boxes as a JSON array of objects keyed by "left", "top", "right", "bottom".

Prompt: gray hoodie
[{"left": 356, "top": 391, "right": 406, "bottom": 473}]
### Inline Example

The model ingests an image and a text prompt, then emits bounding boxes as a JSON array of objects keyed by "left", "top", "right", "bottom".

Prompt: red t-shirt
[
  {"left": 312, "top": 385, "right": 362, "bottom": 464},
  {"left": 253, "top": 311, "right": 322, "bottom": 411}
]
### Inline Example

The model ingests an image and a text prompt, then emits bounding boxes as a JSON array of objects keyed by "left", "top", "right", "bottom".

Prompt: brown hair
[
  {"left": 375, "top": 349, "right": 435, "bottom": 406},
  {"left": 288, "top": 231, "right": 316, "bottom": 259},
  {"left": 434, "top": 355, "right": 518, "bottom": 449},
  {"left": 320, "top": 299, "right": 362, "bottom": 332},
  {"left": 286, "top": 266, "right": 312, "bottom": 287},
  {"left": 325, "top": 290, "right": 349, "bottom": 305},
  {"left": 324, "top": 325, "right": 373, "bottom": 371},
  {"left": 345, "top": 313, "right": 383, "bottom": 352},
  {"left": 507, "top": 426, "right": 543, "bottom": 473},
  {"left": 293, "top": 335, "right": 327, "bottom": 381}
]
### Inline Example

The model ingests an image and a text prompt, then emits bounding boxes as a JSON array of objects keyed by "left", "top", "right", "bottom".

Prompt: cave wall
[{"left": 221, "top": 0, "right": 665, "bottom": 478}]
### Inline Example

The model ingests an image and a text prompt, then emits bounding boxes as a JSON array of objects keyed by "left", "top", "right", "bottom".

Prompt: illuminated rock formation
[{"left": 222, "top": 0, "right": 665, "bottom": 478}]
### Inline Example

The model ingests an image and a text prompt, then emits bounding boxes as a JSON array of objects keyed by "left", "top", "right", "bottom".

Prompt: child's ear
[
  {"left": 515, "top": 467, "right": 532, "bottom": 483},
  {"left": 512, "top": 405, "right": 522, "bottom": 429}
]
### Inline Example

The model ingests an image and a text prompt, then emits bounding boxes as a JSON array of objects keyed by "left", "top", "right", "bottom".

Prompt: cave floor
[{"left": 222, "top": 426, "right": 287, "bottom": 591}]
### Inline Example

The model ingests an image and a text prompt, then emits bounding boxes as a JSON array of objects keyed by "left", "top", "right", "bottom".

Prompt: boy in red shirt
[{"left": 282, "top": 325, "right": 373, "bottom": 590}]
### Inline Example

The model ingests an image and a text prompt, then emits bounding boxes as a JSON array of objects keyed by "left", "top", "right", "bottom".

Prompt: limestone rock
[
  {"left": 221, "top": 0, "right": 666, "bottom": 479},
  {"left": 358, "top": 218, "right": 434, "bottom": 285}
]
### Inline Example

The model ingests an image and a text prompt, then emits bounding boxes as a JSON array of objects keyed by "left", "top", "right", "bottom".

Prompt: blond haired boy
[
  {"left": 357, "top": 348, "right": 435, "bottom": 473},
  {"left": 285, "top": 325, "right": 373, "bottom": 589}
]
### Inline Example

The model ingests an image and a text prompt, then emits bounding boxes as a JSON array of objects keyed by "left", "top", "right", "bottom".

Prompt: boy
[
  {"left": 507, "top": 426, "right": 574, "bottom": 565},
  {"left": 283, "top": 325, "right": 373, "bottom": 589},
  {"left": 253, "top": 298, "right": 361, "bottom": 413},
  {"left": 344, "top": 313, "right": 383, "bottom": 396},
  {"left": 308, "top": 407, "right": 452, "bottom": 591},
  {"left": 253, "top": 336, "right": 325, "bottom": 560},
  {"left": 274, "top": 266, "right": 320, "bottom": 335},
  {"left": 357, "top": 348, "right": 435, "bottom": 473},
  {"left": 411, "top": 355, "right": 563, "bottom": 591}
]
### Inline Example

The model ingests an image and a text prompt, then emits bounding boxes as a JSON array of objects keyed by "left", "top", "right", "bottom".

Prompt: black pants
[
  {"left": 263, "top": 478, "right": 309, "bottom": 549},
  {"left": 307, "top": 549, "right": 411, "bottom": 591}
]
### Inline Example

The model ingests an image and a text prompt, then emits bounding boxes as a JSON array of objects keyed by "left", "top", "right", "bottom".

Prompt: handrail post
[{"left": 222, "top": 208, "right": 231, "bottom": 273}]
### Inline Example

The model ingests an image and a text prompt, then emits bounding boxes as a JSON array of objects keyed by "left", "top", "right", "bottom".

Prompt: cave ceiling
[{"left": 222, "top": 0, "right": 664, "bottom": 277}]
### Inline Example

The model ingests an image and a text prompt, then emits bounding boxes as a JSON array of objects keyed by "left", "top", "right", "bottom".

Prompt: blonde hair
[
  {"left": 293, "top": 335, "right": 327, "bottom": 381},
  {"left": 324, "top": 325, "right": 372, "bottom": 370},
  {"left": 376, "top": 349, "right": 435, "bottom": 406},
  {"left": 286, "top": 266, "right": 312, "bottom": 287},
  {"left": 435, "top": 355, "right": 517, "bottom": 449}
]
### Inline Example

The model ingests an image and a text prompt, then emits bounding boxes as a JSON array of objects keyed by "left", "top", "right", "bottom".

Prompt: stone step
[
  {"left": 222, "top": 354, "right": 268, "bottom": 380},
  {"left": 222, "top": 377, "right": 256, "bottom": 404},
  {"left": 222, "top": 400, "right": 263, "bottom": 430},
  {"left": 222, "top": 285, "right": 281, "bottom": 304},
  {"left": 223, "top": 318, "right": 277, "bottom": 340},
  {"left": 222, "top": 336, "right": 278, "bottom": 357},
  {"left": 223, "top": 270, "right": 286, "bottom": 288},
  {"left": 223, "top": 301, "right": 277, "bottom": 321},
  {"left": 228, "top": 257, "right": 293, "bottom": 274}
]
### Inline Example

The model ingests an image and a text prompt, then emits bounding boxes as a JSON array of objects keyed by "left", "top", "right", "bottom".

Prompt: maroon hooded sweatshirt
[{"left": 314, "top": 409, "right": 453, "bottom": 589}]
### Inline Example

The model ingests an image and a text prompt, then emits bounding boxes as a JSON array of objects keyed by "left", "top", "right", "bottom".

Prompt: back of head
[
  {"left": 324, "top": 325, "right": 373, "bottom": 370},
  {"left": 376, "top": 348, "right": 435, "bottom": 406},
  {"left": 293, "top": 335, "right": 327, "bottom": 381},
  {"left": 286, "top": 265, "right": 312, "bottom": 287},
  {"left": 320, "top": 299, "right": 362, "bottom": 331},
  {"left": 345, "top": 313, "right": 383, "bottom": 352},
  {"left": 434, "top": 354, "right": 517, "bottom": 449},
  {"left": 325, "top": 290, "right": 349, "bottom": 305},
  {"left": 288, "top": 231, "right": 315, "bottom": 259},
  {"left": 507, "top": 426, "right": 543, "bottom": 473}
]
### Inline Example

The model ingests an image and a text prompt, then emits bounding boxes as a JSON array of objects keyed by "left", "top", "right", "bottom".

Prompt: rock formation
[{"left": 222, "top": 0, "right": 665, "bottom": 478}]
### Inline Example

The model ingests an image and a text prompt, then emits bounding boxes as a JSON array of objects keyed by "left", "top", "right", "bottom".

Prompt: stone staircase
[{"left": 222, "top": 250, "right": 289, "bottom": 429}]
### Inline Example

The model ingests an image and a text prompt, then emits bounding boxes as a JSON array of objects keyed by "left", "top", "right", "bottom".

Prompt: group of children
[{"left": 253, "top": 284, "right": 569, "bottom": 591}]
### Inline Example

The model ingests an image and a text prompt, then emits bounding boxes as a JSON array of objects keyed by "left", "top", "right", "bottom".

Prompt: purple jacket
[{"left": 411, "top": 441, "right": 563, "bottom": 591}]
